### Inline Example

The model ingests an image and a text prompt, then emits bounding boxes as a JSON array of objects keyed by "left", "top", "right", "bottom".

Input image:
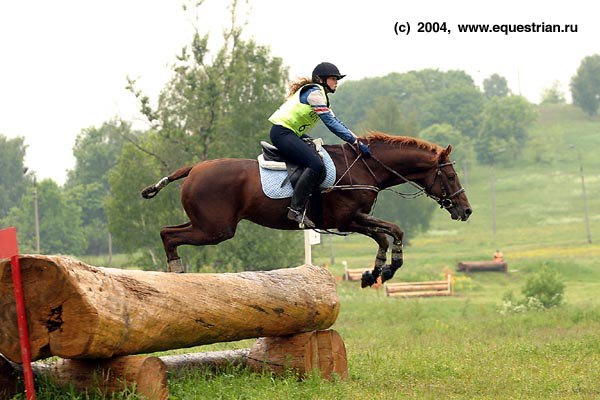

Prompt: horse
[{"left": 141, "top": 132, "right": 472, "bottom": 287}]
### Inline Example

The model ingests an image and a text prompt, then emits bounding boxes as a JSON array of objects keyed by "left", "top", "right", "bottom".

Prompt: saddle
[{"left": 258, "top": 138, "right": 326, "bottom": 188}]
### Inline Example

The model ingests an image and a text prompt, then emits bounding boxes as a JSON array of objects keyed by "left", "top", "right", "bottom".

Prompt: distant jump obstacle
[
  {"left": 385, "top": 274, "right": 453, "bottom": 298},
  {"left": 0, "top": 255, "right": 348, "bottom": 400},
  {"left": 343, "top": 263, "right": 382, "bottom": 287},
  {"left": 457, "top": 261, "right": 508, "bottom": 273}
]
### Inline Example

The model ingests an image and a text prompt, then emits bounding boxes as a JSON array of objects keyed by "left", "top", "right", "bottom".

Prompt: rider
[{"left": 268, "top": 62, "right": 371, "bottom": 228}]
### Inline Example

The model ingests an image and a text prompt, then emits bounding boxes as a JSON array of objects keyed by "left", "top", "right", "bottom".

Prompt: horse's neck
[{"left": 374, "top": 146, "right": 437, "bottom": 189}]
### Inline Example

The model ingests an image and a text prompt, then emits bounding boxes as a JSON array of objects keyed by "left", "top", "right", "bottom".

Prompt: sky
[{"left": 1, "top": 0, "right": 598, "bottom": 185}]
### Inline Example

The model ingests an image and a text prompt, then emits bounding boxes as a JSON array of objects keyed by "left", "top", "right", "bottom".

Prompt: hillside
[{"left": 314, "top": 103, "right": 600, "bottom": 303}]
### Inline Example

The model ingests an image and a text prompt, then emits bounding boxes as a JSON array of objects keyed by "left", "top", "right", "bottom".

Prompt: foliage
[
  {"left": 475, "top": 95, "right": 537, "bottom": 165},
  {"left": 540, "top": 80, "right": 566, "bottom": 105},
  {"left": 65, "top": 120, "right": 130, "bottom": 254},
  {"left": 372, "top": 193, "right": 436, "bottom": 244},
  {"left": 357, "top": 95, "right": 419, "bottom": 136},
  {"left": 0, "top": 135, "right": 31, "bottom": 219},
  {"left": 483, "top": 73, "right": 511, "bottom": 98},
  {"left": 334, "top": 69, "right": 483, "bottom": 139},
  {"left": 522, "top": 266, "right": 566, "bottom": 308},
  {"left": 106, "top": 137, "right": 185, "bottom": 267},
  {"left": 570, "top": 53, "right": 600, "bottom": 117},
  {"left": 107, "top": 2, "right": 298, "bottom": 271},
  {"left": 418, "top": 123, "right": 474, "bottom": 163},
  {"left": 2, "top": 179, "right": 86, "bottom": 254}
]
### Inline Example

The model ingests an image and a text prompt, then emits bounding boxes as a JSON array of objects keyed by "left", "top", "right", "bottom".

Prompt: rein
[{"left": 325, "top": 142, "right": 465, "bottom": 209}]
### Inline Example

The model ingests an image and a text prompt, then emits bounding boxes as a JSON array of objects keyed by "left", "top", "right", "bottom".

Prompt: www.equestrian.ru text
[{"left": 393, "top": 21, "right": 578, "bottom": 36}]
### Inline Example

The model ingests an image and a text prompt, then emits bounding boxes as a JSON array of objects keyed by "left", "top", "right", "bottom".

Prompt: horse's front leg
[
  {"left": 343, "top": 225, "right": 389, "bottom": 288},
  {"left": 353, "top": 213, "right": 405, "bottom": 283}
]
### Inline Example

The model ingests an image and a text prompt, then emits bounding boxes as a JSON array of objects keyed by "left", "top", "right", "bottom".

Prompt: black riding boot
[{"left": 288, "top": 168, "right": 320, "bottom": 228}]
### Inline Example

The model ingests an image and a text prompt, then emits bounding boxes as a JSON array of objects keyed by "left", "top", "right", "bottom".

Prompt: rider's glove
[{"left": 356, "top": 141, "right": 372, "bottom": 158}]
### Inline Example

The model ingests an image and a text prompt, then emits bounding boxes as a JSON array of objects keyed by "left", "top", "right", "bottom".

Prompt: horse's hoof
[
  {"left": 167, "top": 259, "right": 185, "bottom": 273},
  {"left": 141, "top": 187, "right": 158, "bottom": 199},
  {"left": 381, "top": 266, "right": 394, "bottom": 282},
  {"left": 361, "top": 271, "right": 376, "bottom": 288}
]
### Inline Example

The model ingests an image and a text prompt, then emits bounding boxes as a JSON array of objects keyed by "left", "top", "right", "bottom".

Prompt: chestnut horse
[{"left": 141, "top": 132, "right": 472, "bottom": 287}]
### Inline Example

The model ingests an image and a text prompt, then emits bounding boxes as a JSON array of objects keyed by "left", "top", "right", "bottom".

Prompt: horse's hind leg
[{"left": 160, "top": 223, "right": 235, "bottom": 273}]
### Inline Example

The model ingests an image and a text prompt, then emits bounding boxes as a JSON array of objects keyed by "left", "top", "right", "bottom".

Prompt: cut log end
[{"left": 248, "top": 330, "right": 348, "bottom": 380}]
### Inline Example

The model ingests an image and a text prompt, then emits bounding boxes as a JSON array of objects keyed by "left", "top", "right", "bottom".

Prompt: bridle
[
  {"left": 328, "top": 142, "right": 465, "bottom": 210},
  {"left": 423, "top": 161, "right": 466, "bottom": 209}
]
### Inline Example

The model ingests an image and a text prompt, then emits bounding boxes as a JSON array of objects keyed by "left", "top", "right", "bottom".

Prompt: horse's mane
[{"left": 364, "top": 132, "right": 442, "bottom": 155}]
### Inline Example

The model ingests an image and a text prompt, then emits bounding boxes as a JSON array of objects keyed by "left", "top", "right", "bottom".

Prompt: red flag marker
[{"left": 0, "top": 227, "right": 36, "bottom": 400}]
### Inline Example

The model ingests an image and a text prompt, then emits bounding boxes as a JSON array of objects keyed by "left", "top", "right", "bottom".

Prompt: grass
[{"left": 10, "top": 104, "right": 600, "bottom": 399}]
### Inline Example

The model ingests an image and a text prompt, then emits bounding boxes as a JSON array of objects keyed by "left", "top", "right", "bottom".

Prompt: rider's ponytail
[{"left": 287, "top": 77, "right": 313, "bottom": 97}]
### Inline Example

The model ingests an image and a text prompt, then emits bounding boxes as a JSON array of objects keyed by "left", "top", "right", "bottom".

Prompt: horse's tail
[{"left": 141, "top": 165, "right": 194, "bottom": 199}]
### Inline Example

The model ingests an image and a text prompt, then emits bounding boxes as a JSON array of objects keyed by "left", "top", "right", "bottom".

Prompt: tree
[
  {"left": 540, "top": 81, "right": 566, "bottom": 105},
  {"left": 107, "top": 2, "right": 300, "bottom": 271},
  {"left": 419, "top": 123, "right": 473, "bottom": 163},
  {"left": 3, "top": 179, "right": 86, "bottom": 255},
  {"left": 65, "top": 121, "right": 129, "bottom": 254},
  {"left": 483, "top": 74, "right": 511, "bottom": 99},
  {"left": 0, "top": 135, "right": 31, "bottom": 219},
  {"left": 357, "top": 96, "right": 419, "bottom": 136},
  {"left": 475, "top": 96, "right": 537, "bottom": 164},
  {"left": 570, "top": 54, "right": 600, "bottom": 117},
  {"left": 334, "top": 69, "right": 484, "bottom": 139}
]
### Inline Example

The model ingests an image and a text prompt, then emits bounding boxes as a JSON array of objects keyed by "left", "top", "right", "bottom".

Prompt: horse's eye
[{"left": 448, "top": 175, "right": 455, "bottom": 181}]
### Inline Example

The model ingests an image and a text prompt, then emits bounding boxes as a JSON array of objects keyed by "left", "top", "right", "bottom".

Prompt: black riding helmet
[{"left": 312, "top": 62, "right": 346, "bottom": 92}]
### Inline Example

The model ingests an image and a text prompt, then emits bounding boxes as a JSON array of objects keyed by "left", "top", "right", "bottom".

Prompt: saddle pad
[{"left": 258, "top": 147, "right": 336, "bottom": 199}]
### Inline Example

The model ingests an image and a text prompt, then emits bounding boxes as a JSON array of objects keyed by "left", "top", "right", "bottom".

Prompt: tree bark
[
  {"left": 4, "top": 355, "right": 168, "bottom": 400},
  {"left": 0, "top": 255, "right": 340, "bottom": 363}
]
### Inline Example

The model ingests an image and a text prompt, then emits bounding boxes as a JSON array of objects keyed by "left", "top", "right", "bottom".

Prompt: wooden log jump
[
  {"left": 0, "top": 255, "right": 340, "bottom": 363},
  {"left": 457, "top": 261, "right": 508, "bottom": 273},
  {"left": 385, "top": 275, "right": 453, "bottom": 298},
  {"left": 343, "top": 265, "right": 366, "bottom": 281},
  {"left": 1, "top": 329, "right": 347, "bottom": 400}
]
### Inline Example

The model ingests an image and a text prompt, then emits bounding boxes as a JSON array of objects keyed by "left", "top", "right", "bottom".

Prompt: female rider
[{"left": 268, "top": 62, "right": 371, "bottom": 228}]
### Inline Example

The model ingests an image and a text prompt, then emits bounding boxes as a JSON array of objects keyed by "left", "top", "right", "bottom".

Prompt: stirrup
[{"left": 287, "top": 208, "right": 315, "bottom": 229}]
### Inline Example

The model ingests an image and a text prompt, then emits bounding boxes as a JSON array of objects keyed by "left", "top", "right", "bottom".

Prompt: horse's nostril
[{"left": 465, "top": 208, "right": 472, "bottom": 216}]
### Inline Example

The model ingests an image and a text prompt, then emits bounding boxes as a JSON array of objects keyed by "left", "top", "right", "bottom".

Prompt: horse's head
[{"left": 423, "top": 145, "right": 472, "bottom": 221}]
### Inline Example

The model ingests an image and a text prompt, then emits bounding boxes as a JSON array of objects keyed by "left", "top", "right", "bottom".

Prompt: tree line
[{"left": 1, "top": 3, "right": 598, "bottom": 270}]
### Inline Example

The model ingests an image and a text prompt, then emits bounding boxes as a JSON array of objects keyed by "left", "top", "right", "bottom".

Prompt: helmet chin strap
[{"left": 318, "top": 76, "right": 335, "bottom": 93}]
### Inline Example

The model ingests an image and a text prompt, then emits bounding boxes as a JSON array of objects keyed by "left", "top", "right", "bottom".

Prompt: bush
[
  {"left": 522, "top": 267, "right": 565, "bottom": 308},
  {"left": 498, "top": 267, "right": 565, "bottom": 314}
]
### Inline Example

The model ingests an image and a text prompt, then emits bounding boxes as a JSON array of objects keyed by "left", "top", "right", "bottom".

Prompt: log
[
  {"left": 248, "top": 330, "right": 348, "bottom": 380},
  {"left": 0, "top": 355, "right": 17, "bottom": 400},
  {"left": 1, "top": 330, "right": 347, "bottom": 398},
  {"left": 387, "top": 291, "right": 452, "bottom": 298},
  {"left": 161, "top": 348, "right": 250, "bottom": 372},
  {"left": 457, "top": 261, "right": 508, "bottom": 272},
  {"left": 4, "top": 355, "right": 168, "bottom": 400},
  {"left": 385, "top": 283, "right": 449, "bottom": 293},
  {"left": 0, "top": 255, "right": 340, "bottom": 363}
]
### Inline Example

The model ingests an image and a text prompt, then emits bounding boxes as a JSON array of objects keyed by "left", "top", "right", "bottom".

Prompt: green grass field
[{"left": 12, "top": 105, "right": 600, "bottom": 399}]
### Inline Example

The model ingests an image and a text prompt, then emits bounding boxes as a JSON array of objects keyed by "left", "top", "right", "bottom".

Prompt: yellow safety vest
[{"left": 268, "top": 84, "right": 328, "bottom": 136}]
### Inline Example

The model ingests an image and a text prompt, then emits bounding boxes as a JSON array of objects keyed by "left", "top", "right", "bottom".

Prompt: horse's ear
[{"left": 441, "top": 144, "right": 452, "bottom": 158}]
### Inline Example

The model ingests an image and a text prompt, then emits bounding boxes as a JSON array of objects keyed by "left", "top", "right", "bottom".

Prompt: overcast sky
[{"left": 1, "top": 0, "right": 597, "bottom": 185}]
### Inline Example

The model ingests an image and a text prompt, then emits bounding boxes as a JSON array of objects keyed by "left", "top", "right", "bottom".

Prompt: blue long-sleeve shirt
[{"left": 299, "top": 85, "right": 357, "bottom": 144}]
